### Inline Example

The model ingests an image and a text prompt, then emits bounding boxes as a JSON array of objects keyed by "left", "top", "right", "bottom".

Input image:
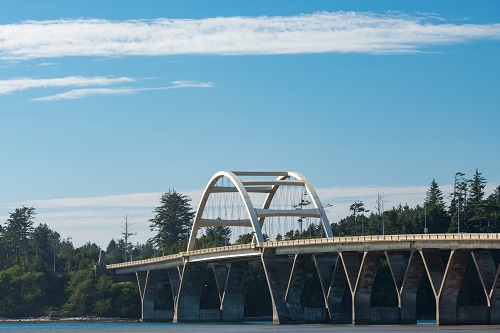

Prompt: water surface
[{"left": 1, "top": 322, "right": 500, "bottom": 333}]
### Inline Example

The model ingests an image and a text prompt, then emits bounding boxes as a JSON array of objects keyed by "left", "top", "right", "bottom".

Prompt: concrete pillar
[
  {"left": 400, "top": 251, "right": 425, "bottom": 324},
  {"left": 261, "top": 249, "right": 294, "bottom": 324},
  {"left": 490, "top": 261, "right": 500, "bottom": 324},
  {"left": 168, "top": 267, "right": 181, "bottom": 306},
  {"left": 173, "top": 261, "right": 208, "bottom": 323},
  {"left": 420, "top": 249, "right": 445, "bottom": 325},
  {"left": 212, "top": 264, "right": 229, "bottom": 304},
  {"left": 473, "top": 250, "right": 499, "bottom": 323},
  {"left": 136, "top": 271, "right": 159, "bottom": 321},
  {"left": 440, "top": 249, "right": 471, "bottom": 325},
  {"left": 285, "top": 254, "right": 308, "bottom": 322},
  {"left": 386, "top": 251, "right": 424, "bottom": 324},
  {"left": 220, "top": 261, "right": 250, "bottom": 322},
  {"left": 341, "top": 251, "right": 382, "bottom": 325},
  {"left": 95, "top": 250, "right": 107, "bottom": 277},
  {"left": 421, "top": 249, "right": 471, "bottom": 325},
  {"left": 313, "top": 253, "right": 351, "bottom": 323}
]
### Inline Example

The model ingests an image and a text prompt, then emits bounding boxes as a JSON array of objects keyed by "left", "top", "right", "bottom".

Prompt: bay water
[{"left": 1, "top": 321, "right": 500, "bottom": 333}]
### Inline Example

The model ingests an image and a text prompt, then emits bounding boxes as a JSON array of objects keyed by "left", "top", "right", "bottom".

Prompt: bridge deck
[{"left": 107, "top": 233, "right": 500, "bottom": 274}]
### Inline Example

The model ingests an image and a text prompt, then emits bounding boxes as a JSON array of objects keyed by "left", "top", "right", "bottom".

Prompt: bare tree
[
  {"left": 375, "top": 193, "right": 386, "bottom": 235},
  {"left": 121, "top": 214, "right": 136, "bottom": 262}
]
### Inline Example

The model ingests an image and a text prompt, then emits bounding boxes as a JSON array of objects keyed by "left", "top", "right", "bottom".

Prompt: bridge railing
[
  {"left": 107, "top": 233, "right": 500, "bottom": 269},
  {"left": 107, "top": 253, "right": 182, "bottom": 269},
  {"left": 264, "top": 233, "right": 500, "bottom": 247},
  {"left": 185, "top": 243, "right": 254, "bottom": 254},
  {"left": 107, "top": 244, "right": 256, "bottom": 269}
]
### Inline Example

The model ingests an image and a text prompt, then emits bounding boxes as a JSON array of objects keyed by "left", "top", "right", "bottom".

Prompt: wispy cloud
[
  {"left": 0, "top": 76, "right": 134, "bottom": 94},
  {"left": 32, "top": 80, "right": 214, "bottom": 101},
  {"left": 1, "top": 183, "right": 496, "bottom": 247},
  {"left": 1, "top": 12, "right": 499, "bottom": 60}
]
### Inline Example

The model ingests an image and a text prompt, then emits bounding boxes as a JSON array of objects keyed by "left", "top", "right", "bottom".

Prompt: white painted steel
[
  {"left": 185, "top": 171, "right": 334, "bottom": 252},
  {"left": 187, "top": 171, "right": 264, "bottom": 251}
]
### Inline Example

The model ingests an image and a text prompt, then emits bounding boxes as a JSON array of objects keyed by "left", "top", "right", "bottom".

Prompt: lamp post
[
  {"left": 454, "top": 172, "right": 464, "bottom": 233},
  {"left": 359, "top": 209, "right": 370, "bottom": 236},
  {"left": 424, "top": 202, "right": 428, "bottom": 234}
]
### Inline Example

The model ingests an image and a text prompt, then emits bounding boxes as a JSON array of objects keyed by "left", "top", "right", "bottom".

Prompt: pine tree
[
  {"left": 468, "top": 169, "right": 488, "bottom": 232},
  {"left": 425, "top": 179, "right": 445, "bottom": 210},
  {"left": 149, "top": 190, "right": 194, "bottom": 251},
  {"left": 424, "top": 179, "right": 450, "bottom": 233},
  {"left": 3, "top": 206, "right": 36, "bottom": 266},
  {"left": 486, "top": 185, "right": 500, "bottom": 232}
]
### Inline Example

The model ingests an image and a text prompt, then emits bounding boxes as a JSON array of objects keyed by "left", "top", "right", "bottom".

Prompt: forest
[{"left": 0, "top": 169, "right": 499, "bottom": 319}]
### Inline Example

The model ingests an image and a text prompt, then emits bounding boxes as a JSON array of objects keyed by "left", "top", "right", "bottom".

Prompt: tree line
[{"left": 0, "top": 170, "right": 498, "bottom": 319}]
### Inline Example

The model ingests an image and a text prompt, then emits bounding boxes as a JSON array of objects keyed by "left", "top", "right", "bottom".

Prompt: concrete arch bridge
[{"left": 99, "top": 171, "right": 500, "bottom": 326}]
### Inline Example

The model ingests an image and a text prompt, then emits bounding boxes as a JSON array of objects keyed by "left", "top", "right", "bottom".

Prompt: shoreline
[{"left": 0, "top": 317, "right": 140, "bottom": 323}]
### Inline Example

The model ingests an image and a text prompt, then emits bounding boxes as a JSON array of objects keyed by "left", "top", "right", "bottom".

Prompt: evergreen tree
[
  {"left": 425, "top": 179, "right": 446, "bottom": 210},
  {"left": 31, "top": 223, "right": 60, "bottom": 274},
  {"left": 3, "top": 206, "right": 36, "bottom": 266},
  {"left": 198, "top": 225, "right": 232, "bottom": 248},
  {"left": 424, "top": 179, "right": 450, "bottom": 233},
  {"left": 486, "top": 186, "right": 500, "bottom": 232},
  {"left": 468, "top": 169, "right": 488, "bottom": 232},
  {"left": 234, "top": 232, "right": 254, "bottom": 244},
  {"left": 149, "top": 190, "right": 194, "bottom": 251}
]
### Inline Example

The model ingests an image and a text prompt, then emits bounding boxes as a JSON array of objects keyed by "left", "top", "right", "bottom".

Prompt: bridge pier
[
  {"left": 421, "top": 249, "right": 472, "bottom": 325},
  {"left": 173, "top": 261, "right": 208, "bottom": 322},
  {"left": 262, "top": 249, "right": 309, "bottom": 323},
  {"left": 472, "top": 249, "right": 498, "bottom": 324},
  {"left": 489, "top": 258, "right": 500, "bottom": 324},
  {"left": 212, "top": 262, "right": 251, "bottom": 322},
  {"left": 136, "top": 271, "right": 157, "bottom": 321},
  {"left": 386, "top": 250, "right": 425, "bottom": 324},
  {"left": 313, "top": 253, "right": 351, "bottom": 323},
  {"left": 136, "top": 269, "right": 180, "bottom": 322},
  {"left": 285, "top": 254, "right": 308, "bottom": 322},
  {"left": 219, "top": 261, "right": 250, "bottom": 322},
  {"left": 341, "top": 251, "right": 384, "bottom": 325}
]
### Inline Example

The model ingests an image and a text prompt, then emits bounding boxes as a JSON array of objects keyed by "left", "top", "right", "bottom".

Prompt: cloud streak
[
  {"left": 1, "top": 183, "right": 497, "bottom": 247},
  {"left": 31, "top": 80, "right": 214, "bottom": 101},
  {"left": 0, "top": 76, "right": 134, "bottom": 94},
  {"left": 1, "top": 12, "right": 499, "bottom": 60}
]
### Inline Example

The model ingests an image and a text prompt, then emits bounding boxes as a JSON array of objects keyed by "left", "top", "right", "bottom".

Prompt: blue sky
[{"left": 1, "top": 1, "right": 499, "bottom": 247}]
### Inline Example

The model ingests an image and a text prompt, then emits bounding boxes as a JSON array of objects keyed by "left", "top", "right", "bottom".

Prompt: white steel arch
[{"left": 187, "top": 171, "right": 333, "bottom": 252}]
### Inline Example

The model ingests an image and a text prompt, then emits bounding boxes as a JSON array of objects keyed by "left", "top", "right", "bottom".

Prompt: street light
[
  {"left": 454, "top": 172, "right": 465, "bottom": 233},
  {"left": 362, "top": 210, "right": 370, "bottom": 236},
  {"left": 424, "top": 202, "right": 428, "bottom": 234}
]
